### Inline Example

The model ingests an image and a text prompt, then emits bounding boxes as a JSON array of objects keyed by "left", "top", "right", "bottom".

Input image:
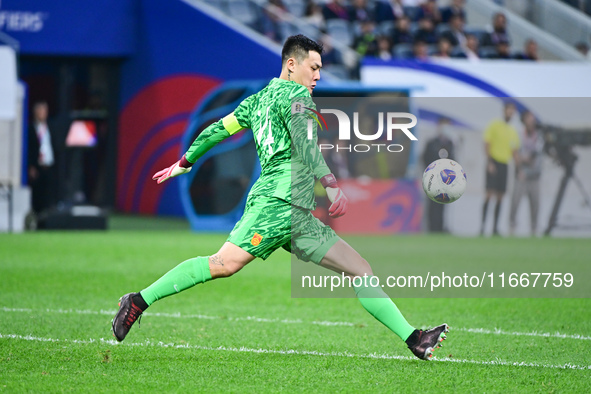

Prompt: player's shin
[
  {"left": 354, "top": 277, "right": 415, "bottom": 341},
  {"left": 140, "top": 256, "right": 213, "bottom": 306}
]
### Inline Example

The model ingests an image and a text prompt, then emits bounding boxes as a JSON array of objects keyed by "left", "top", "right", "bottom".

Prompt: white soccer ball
[{"left": 422, "top": 159, "right": 467, "bottom": 204}]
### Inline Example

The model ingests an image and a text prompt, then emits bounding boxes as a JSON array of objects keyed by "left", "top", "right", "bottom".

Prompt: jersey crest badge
[{"left": 251, "top": 233, "right": 263, "bottom": 246}]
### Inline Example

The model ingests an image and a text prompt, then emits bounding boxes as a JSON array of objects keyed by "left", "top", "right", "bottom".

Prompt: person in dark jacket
[
  {"left": 27, "top": 101, "right": 57, "bottom": 214},
  {"left": 422, "top": 117, "right": 455, "bottom": 232}
]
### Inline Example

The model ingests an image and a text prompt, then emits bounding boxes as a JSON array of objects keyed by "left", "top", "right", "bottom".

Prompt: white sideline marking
[
  {"left": 455, "top": 327, "right": 591, "bottom": 341},
  {"left": 1, "top": 332, "right": 590, "bottom": 371},
  {"left": 2, "top": 306, "right": 591, "bottom": 341}
]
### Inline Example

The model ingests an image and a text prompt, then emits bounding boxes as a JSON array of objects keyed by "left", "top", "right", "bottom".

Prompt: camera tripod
[{"left": 544, "top": 150, "right": 591, "bottom": 235}]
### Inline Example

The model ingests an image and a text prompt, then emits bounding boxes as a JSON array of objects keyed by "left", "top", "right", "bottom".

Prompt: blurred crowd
[
  {"left": 240, "top": 0, "right": 550, "bottom": 78},
  {"left": 208, "top": 0, "right": 591, "bottom": 76}
]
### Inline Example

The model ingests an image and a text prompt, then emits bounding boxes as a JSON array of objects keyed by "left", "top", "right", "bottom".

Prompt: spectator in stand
[
  {"left": 454, "top": 34, "right": 481, "bottom": 61},
  {"left": 514, "top": 39, "right": 539, "bottom": 61},
  {"left": 413, "top": 40, "right": 430, "bottom": 60},
  {"left": 575, "top": 41, "right": 589, "bottom": 57},
  {"left": 414, "top": 17, "right": 437, "bottom": 44},
  {"left": 376, "top": 35, "right": 393, "bottom": 60},
  {"left": 585, "top": 34, "right": 591, "bottom": 60},
  {"left": 562, "top": 0, "right": 591, "bottom": 16},
  {"left": 441, "top": 14, "right": 467, "bottom": 48},
  {"left": 374, "top": 0, "right": 405, "bottom": 23},
  {"left": 322, "top": 0, "right": 349, "bottom": 21},
  {"left": 490, "top": 40, "right": 512, "bottom": 59},
  {"left": 319, "top": 35, "right": 340, "bottom": 65},
  {"left": 303, "top": 1, "right": 326, "bottom": 32},
  {"left": 392, "top": 15, "right": 414, "bottom": 45},
  {"left": 431, "top": 37, "right": 453, "bottom": 59},
  {"left": 484, "top": 12, "right": 511, "bottom": 47},
  {"left": 417, "top": 0, "right": 442, "bottom": 25},
  {"left": 353, "top": 20, "right": 379, "bottom": 57},
  {"left": 262, "top": 0, "right": 288, "bottom": 42},
  {"left": 441, "top": 0, "right": 466, "bottom": 24},
  {"left": 348, "top": 0, "right": 373, "bottom": 23}
]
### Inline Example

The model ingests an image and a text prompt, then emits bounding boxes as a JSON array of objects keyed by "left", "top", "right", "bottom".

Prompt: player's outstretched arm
[
  {"left": 320, "top": 173, "right": 348, "bottom": 218},
  {"left": 152, "top": 111, "right": 247, "bottom": 185}
]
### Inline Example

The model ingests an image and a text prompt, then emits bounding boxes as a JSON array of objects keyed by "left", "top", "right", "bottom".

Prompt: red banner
[{"left": 314, "top": 179, "right": 423, "bottom": 234}]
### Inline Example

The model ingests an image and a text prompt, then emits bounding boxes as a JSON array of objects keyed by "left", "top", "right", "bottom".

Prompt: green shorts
[{"left": 227, "top": 195, "right": 339, "bottom": 264}]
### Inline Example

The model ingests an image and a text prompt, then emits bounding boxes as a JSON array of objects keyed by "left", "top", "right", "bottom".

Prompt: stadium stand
[{"left": 197, "top": 0, "right": 589, "bottom": 79}]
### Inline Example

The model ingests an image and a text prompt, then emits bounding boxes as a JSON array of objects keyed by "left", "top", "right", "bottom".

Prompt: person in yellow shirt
[{"left": 481, "top": 102, "right": 520, "bottom": 236}]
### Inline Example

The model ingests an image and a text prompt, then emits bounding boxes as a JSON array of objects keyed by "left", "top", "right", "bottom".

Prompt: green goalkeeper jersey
[{"left": 185, "top": 78, "right": 331, "bottom": 210}]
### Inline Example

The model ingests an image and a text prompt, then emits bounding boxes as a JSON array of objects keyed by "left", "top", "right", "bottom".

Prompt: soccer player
[{"left": 112, "top": 35, "right": 448, "bottom": 360}]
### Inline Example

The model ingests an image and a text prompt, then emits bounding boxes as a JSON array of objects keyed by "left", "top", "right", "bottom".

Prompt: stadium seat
[
  {"left": 322, "top": 64, "right": 349, "bottom": 79},
  {"left": 326, "top": 19, "right": 354, "bottom": 47},
  {"left": 352, "top": 21, "right": 363, "bottom": 37},
  {"left": 226, "top": 0, "right": 260, "bottom": 29},
  {"left": 283, "top": 0, "right": 306, "bottom": 17},
  {"left": 450, "top": 46, "right": 465, "bottom": 57},
  {"left": 427, "top": 44, "right": 438, "bottom": 56},
  {"left": 392, "top": 43, "right": 413, "bottom": 59},
  {"left": 278, "top": 22, "right": 299, "bottom": 43},
  {"left": 435, "top": 23, "right": 450, "bottom": 36},
  {"left": 479, "top": 46, "right": 499, "bottom": 58},
  {"left": 464, "top": 26, "right": 488, "bottom": 44},
  {"left": 299, "top": 23, "right": 321, "bottom": 41},
  {"left": 202, "top": 0, "right": 227, "bottom": 12},
  {"left": 378, "top": 21, "right": 396, "bottom": 37},
  {"left": 403, "top": 6, "right": 421, "bottom": 22}
]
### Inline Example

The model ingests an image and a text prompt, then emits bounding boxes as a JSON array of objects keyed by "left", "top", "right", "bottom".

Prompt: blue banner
[{"left": 0, "top": 0, "right": 137, "bottom": 56}]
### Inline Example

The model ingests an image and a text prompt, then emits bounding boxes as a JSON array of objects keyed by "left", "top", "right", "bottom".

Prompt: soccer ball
[{"left": 422, "top": 159, "right": 467, "bottom": 204}]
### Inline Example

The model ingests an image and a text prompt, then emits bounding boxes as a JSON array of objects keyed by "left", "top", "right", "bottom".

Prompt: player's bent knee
[
  {"left": 209, "top": 242, "right": 255, "bottom": 279},
  {"left": 222, "top": 261, "right": 244, "bottom": 277},
  {"left": 209, "top": 256, "right": 247, "bottom": 278}
]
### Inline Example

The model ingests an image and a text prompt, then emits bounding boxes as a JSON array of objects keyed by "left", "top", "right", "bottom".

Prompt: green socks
[
  {"left": 138, "top": 260, "right": 414, "bottom": 342},
  {"left": 140, "top": 256, "right": 212, "bottom": 306},
  {"left": 354, "top": 277, "right": 415, "bottom": 341}
]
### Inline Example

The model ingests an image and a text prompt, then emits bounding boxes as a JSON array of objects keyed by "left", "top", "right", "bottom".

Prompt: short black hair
[{"left": 281, "top": 34, "right": 323, "bottom": 66}]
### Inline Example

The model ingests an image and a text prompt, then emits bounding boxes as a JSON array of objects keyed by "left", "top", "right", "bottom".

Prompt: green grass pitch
[{"left": 1, "top": 216, "right": 590, "bottom": 392}]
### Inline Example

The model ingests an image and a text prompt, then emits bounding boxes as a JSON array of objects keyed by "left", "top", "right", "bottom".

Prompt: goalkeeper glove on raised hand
[
  {"left": 320, "top": 173, "right": 348, "bottom": 218},
  {"left": 152, "top": 155, "right": 193, "bottom": 184}
]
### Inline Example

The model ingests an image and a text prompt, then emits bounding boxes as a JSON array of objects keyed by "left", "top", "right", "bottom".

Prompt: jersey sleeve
[
  {"left": 286, "top": 85, "right": 331, "bottom": 180},
  {"left": 184, "top": 96, "right": 252, "bottom": 164}
]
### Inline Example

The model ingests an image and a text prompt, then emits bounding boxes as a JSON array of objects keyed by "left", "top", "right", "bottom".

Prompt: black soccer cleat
[
  {"left": 112, "top": 293, "right": 144, "bottom": 342},
  {"left": 407, "top": 323, "right": 449, "bottom": 360}
]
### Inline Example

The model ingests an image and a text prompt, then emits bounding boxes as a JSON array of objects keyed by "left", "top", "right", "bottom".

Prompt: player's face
[{"left": 293, "top": 51, "right": 322, "bottom": 95}]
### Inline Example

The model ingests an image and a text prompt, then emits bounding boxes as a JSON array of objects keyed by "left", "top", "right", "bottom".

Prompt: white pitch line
[
  {"left": 455, "top": 327, "right": 591, "bottom": 341},
  {"left": 1, "top": 332, "right": 590, "bottom": 371},
  {"left": 2, "top": 306, "right": 591, "bottom": 341}
]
